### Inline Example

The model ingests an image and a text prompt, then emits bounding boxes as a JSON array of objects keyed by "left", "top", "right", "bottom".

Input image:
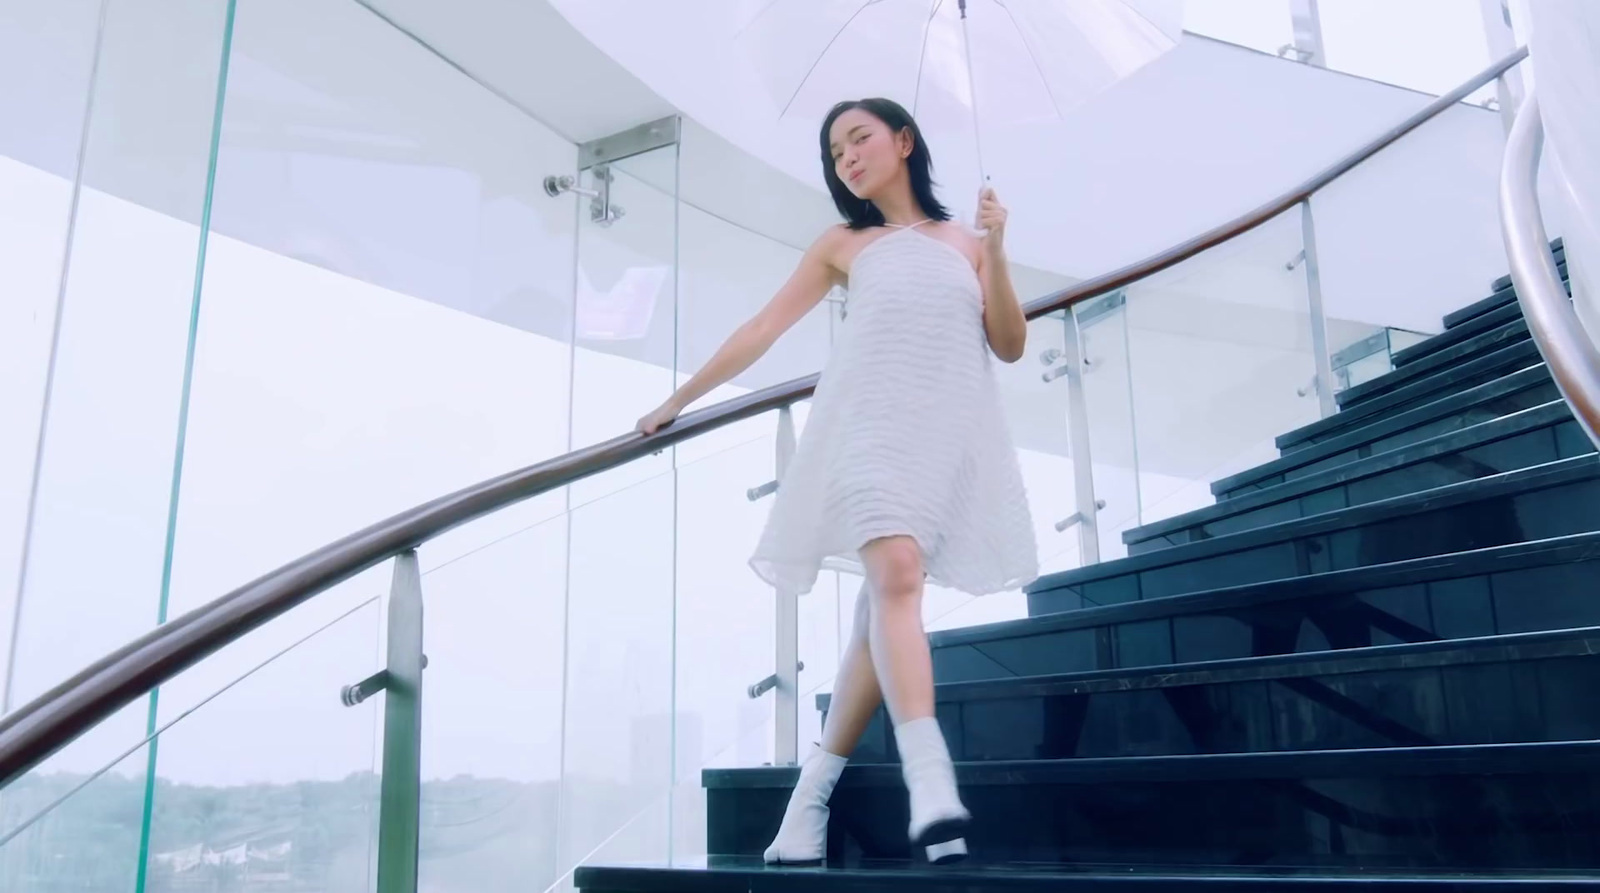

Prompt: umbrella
[{"left": 736, "top": 0, "right": 1183, "bottom": 182}]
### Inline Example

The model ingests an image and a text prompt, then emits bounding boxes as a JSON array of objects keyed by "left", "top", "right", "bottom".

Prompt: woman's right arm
[{"left": 637, "top": 230, "right": 844, "bottom": 434}]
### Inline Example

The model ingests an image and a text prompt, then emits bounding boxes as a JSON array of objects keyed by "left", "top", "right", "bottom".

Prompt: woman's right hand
[{"left": 636, "top": 399, "right": 682, "bottom": 436}]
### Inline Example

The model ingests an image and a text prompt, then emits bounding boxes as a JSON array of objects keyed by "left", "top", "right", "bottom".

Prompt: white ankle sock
[
  {"left": 894, "top": 717, "right": 970, "bottom": 849},
  {"left": 763, "top": 749, "right": 848, "bottom": 864}
]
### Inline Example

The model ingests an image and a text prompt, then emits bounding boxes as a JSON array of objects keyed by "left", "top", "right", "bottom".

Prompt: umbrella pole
[{"left": 958, "top": 0, "right": 988, "bottom": 186}]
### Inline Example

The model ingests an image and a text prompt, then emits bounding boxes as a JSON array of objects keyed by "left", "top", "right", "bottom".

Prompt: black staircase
[{"left": 576, "top": 249, "right": 1597, "bottom": 890}]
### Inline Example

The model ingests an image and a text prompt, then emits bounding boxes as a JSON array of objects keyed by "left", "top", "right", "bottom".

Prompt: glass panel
[
  {"left": 1318, "top": 1, "right": 1498, "bottom": 101},
  {"left": 170, "top": 0, "right": 578, "bottom": 645},
  {"left": 4, "top": 3, "right": 235, "bottom": 841},
  {"left": 0, "top": 737, "right": 152, "bottom": 893},
  {"left": 560, "top": 470, "right": 676, "bottom": 883},
  {"left": 1314, "top": 103, "right": 1511, "bottom": 369},
  {"left": 141, "top": 598, "right": 383, "bottom": 892},
  {"left": 1074, "top": 295, "right": 1143, "bottom": 562},
  {"left": 1118, "top": 209, "right": 1320, "bottom": 532},
  {"left": 570, "top": 145, "right": 680, "bottom": 506},
  {"left": 0, "top": 597, "right": 382, "bottom": 893},
  {"left": 1183, "top": 0, "right": 1294, "bottom": 56},
  {"left": 416, "top": 512, "right": 568, "bottom": 893},
  {"left": 0, "top": 0, "right": 104, "bottom": 685}
]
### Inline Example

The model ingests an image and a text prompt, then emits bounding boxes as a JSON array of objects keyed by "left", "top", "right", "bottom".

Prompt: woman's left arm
[{"left": 977, "top": 187, "right": 1028, "bottom": 363}]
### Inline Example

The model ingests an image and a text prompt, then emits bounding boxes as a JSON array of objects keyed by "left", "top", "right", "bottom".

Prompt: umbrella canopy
[{"left": 737, "top": 0, "right": 1183, "bottom": 135}]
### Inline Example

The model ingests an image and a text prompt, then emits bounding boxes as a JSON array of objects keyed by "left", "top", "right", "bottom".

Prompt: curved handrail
[
  {"left": 1500, "top": 92, "right": 1600, "bottom": 449},
  {"left": 0, "top": 47, "right": 1530, "bottom": 787}
]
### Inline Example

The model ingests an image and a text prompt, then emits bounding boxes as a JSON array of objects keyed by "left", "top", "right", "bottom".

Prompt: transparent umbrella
[{"left": 737, "top": 0, "right": 1183, "bottom": 180}]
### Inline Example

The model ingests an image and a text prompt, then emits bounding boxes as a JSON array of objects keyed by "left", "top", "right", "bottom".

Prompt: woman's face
[{"left": 828, "top": 108, "right": 908, "bottom": 200}]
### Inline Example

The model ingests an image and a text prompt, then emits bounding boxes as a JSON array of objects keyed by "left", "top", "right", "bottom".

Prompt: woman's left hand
[{"left": 977, "top": 186, "right": 1008, "bottom": 259}]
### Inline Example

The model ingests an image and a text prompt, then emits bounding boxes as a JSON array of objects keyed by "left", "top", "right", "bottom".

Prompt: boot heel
[{"left": 925, "top": 838, "right": 968, "bottom": 865}]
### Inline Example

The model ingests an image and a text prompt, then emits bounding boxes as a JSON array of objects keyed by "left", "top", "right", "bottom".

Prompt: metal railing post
[
  {"left": 1299, "top": 199, "right": 1339, "bottom": 418},
  {"left": 1060, "top": 311, "right": 1103, "bottom": 565},
  {"left": 772, "top": 406, "right": 800, "bottom": 766},
  {"left": 375, "top": 550, "right": 425, "bottom": 893}
]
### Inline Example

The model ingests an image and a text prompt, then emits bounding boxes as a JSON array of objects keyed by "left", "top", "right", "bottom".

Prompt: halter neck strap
[{"left": 885, "top": 219, "right": 934, "bottom": 230}]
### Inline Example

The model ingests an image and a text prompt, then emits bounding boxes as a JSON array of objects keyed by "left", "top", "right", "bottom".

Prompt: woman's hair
[{"left": 820, "top": 98, "right": 952, "bottom": 230}]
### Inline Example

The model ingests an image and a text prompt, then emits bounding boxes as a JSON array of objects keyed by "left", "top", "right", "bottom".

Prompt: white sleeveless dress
[{"left": 748, "top": 222, "right": 1040, "bottom": 597}]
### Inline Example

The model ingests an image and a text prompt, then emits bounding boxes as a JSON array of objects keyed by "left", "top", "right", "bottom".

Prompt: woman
[{"left": 637, "top": 97, "right": 1039, "bottom": 864}]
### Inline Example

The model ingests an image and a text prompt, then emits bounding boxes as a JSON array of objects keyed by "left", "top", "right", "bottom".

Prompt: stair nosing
[
  {"left": 1337, "top": 318, "right": 1530, "bottom": 409},
  {"left": 1036, "top": 451, "right": 1597, "bottom": 593},
  {"left": 576, "top": 862, "right": 1600, "bottom": 889},
  {"left": 948, "top": 532, "right": 1600, "bottom": 649},
  {"left": 1199, "top": 365, "right": 1554, "bottom": 503},
  {"left": 1393, "top": 301, "right": 1524, "bottom": 368},
  {"left": 704, "top": 739, "right": 1600, "bottom": 787},
  {"left": 1198, "top": 398, "right": 1571, "bottom": 523},
  {"left": 1277, "top": 340, "right": 1544, "bottom": 451},
  {"left": 818, "top": 626, "right": 1600, "bottom": 710}
]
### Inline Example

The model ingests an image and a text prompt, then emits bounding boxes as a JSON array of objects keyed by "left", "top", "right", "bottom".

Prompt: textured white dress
[{"left": 749, "top": 222, "right": 1040, "bottom": 597}]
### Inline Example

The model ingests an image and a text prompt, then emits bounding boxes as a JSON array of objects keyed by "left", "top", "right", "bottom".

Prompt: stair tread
[
  {"left": 819, "top": 626, "right": 1600, "bottom": 710},
  {"left": 577, "top": 858, "right": 1600, "bottom": 891},
  {"left": 1277, "top": 340, "right": 1544, "bottom": 452},
  {"left": 705, "top": 739, "right": 1600, "bottom": 787},
  {"left": 1032, "top": 453, "right": 1598, "bottom": 593},
  {"left": 940, "top": 531, "right": 1600, "bottom": 650},
  {"left": 1337, "top": 318, "right": 1530, "bottom": 410},
  {"left": 1393, "top": 302, "right": 1524, "bottom": 368},
  {"left": 1207, "top": 393, "right": 1568, "bottom": 501}
]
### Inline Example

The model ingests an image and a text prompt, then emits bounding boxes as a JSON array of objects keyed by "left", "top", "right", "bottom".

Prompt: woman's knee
[{"left": 863, "top": 537, "right": 924, "bottom": 604}]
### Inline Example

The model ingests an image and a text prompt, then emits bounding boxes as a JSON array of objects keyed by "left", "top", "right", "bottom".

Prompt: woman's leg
[
  {"left": 764, "top": 582, "right": 881, "bottom": 863},
  {"left": 857, "top": 536, "right": 935, "bottom": 722},
  {"left": 819, "top": 581, "right": 885, "bottom": 757},
  {"left": 858, "top": 536, "right": 969, "bottom": 862}
]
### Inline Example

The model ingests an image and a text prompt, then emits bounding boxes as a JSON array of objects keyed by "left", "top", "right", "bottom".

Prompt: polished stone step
[
  {"left": 1485, "top": 238, "right": 1565, "bottom": 299},
  {"left": 1149, "top": 405, "right": 1594, "bottom": 553},
  {"left": 1210, "top": 379, "right": 1570, "bottom": 504},
  {"left": 702, "top": 740, "right": 1600, "bottom": 869},
  {"left": 934, "top": 532, "right": 1600, "bottom": 684},
  {"left": 1392, "top": 300, "right": 1525, "bottom": 369},
  {"left": 577, "top": 858, "right": 1600, "bottom": 892},
  {"left": 1337, "top": 318, "right": 1531, "bottom": 411},
  {"left": 1440, "top": 256, "right": 1567, "bottom": 334},
  {"left": 823, "top": 627, "right": 1600, "bottom": 765},
  {"left": 1028, "top": 455, "right": 1600, "bottom": 611},
  {"left": 1277, "top": 339, "right": 1545, "bottom": 454}
]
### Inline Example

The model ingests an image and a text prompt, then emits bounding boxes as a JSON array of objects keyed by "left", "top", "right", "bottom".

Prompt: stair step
[
  {"left": 702, "top": 740, "right": 1600, "bottom": 869},
  {"left": 1448, "top": 256, "right": 1567, "bottom": 332},
  {"left": 1487, "top": 239, "right": 1565, "bottom": 296},
  {"left": 934, "top": 532, "right": 1600, "bottom": 685},
  {"left": 1278, "top": 340, "right": 1544, "bottom": 454},
  {"left": 1393, "top": 301, "right": 1524, "bottom": 368},
  {"left": 823, "top": 627, "right": 1600, "bottom": 764},
  {"left": 1194, "top": 402, "right": 1588, "bottom": 540},
  {"left": 1337, "top": 318, "right": 1531, "bottom": 411},
  {"left": 1208, "top": 377, "right": 1566, "bottom": 504},
  {"left": 1146, "top": 413, "right": 1582, "bottom": 552},
  {"left": 577, "top": 859, "right": 1600, "bottom": 891},
  {"left": 1029, "top": 454, "right": 1600, "bottom": 611}
]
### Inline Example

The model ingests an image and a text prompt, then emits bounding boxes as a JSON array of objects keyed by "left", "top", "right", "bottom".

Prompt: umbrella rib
[
  {"left": 991, "top": 0, "right": 1071, "bottom": 118},
  {"left": 733, "top": 0, "right": 785, "bottom": 39},
  {"left": 910, "top": 0, "right": 946, "bottom": 116},
  {"left": 779, "top": 0, "right": 884, "bottom": 118}
]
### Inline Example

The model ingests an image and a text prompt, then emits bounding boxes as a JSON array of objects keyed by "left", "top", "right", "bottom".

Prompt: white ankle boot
[
  {"left": 894, "top": 717, "right": 970, "bottom": 864},
  {"left": 763, "top": 748, "right": 848, "bottom": 864}
]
